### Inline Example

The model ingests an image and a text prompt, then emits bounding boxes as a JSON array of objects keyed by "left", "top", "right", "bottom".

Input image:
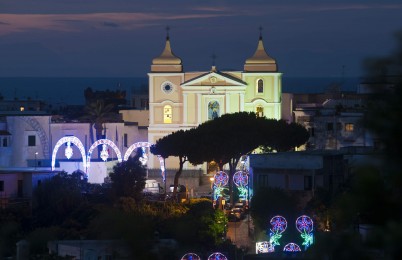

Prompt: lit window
[
  {"left": 345, "top": 123, "right": 354, "bottom": 132},
  {"left": 164, "top": 105, "right": 172, "bottom": 123},
  {"left": 256, "top": 106, "right": 264, "bottom": 117},
  {"left": 257, "top": 79, "right": 264, "bottom": 93},
  {"left": 20, "top": 106, "right": 25, "bottom": 111}
]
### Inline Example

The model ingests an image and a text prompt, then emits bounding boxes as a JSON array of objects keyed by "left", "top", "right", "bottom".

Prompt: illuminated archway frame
[
  {"left": 51, "top": 136, "right": 87, "bottom": 171},
  {"left": 124, "top": 141, "right": 166, "bottom": 182},
  {"left": 86, "top": 139, "right": 123, "bottom": 168}
]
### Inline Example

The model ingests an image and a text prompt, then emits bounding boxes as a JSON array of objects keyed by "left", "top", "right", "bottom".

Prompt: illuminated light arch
[
  {"left": 86, "top": 139, "right": 122, "bottom": 169},
  {"left": 207, "top": 252, "right": 228, "bottom": 260},
  {"left": 124, "top": 141, "right": 166, "bottom": 181},
  {"left": 283, "top": 243, "right": 301, "bottom": 252},
  {"left": 51, "top": 136, "right": 86, "bottom": 171},
  {"left": 181, "top": 253, "right": 201, "bottom": 260}
]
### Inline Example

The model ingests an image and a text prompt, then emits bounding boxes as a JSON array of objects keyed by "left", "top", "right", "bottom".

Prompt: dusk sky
[{"left": 1, "top": 0, "right": 402, "bottom": 78}]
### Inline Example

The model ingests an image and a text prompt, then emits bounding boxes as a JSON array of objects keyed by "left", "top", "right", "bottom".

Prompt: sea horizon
[{"left": 0, "top": 76, "right": 362, "bottom": 106}]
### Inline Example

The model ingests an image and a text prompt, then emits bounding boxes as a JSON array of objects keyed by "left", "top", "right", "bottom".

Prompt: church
[{"left": 147, "top": 33, "right": 282, "bottom": 169}]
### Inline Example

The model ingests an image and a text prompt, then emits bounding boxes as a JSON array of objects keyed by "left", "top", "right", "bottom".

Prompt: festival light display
[
  {"left": 283, "top": 242, "right": 301, "bottom": 252},
  {"left": 256, "top": 241, "right": 275, "bottom": 254},
  {"left": 181, "top": 253, "right": 201, "bottom": 260},
  {"left": 296, "top": 215, "right": 314, "bottom": 250},
  {"left": 233, "top": 170, "right": 248, "bottom": 201},
  {"left": 207, "top": 252, "right": 228, "bottom": 260},
  {"left": 52, "top": 136, "right": 87, "bottom": 170},
  {"left": 213, "top": 171, "right": 229, "bottom": 201},
  {"left": 269, "top": 215, "right": 287, "bottom": 247},
  {"left": 51, "top": 137, "right": 165, "bottom": 180},
  {"left": 87, "top": 139, "right": 122, "bottom": 168}
]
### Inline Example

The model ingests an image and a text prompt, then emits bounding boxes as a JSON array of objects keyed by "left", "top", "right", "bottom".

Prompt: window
[
  {"left": 0, "top": 181, "right": 4, "bottom": 192},
  {"left": 164, "top": 105, "right": 172, "bottom": 123},
  {"left": 28, "top": 135, "right": 36, "bottom": 146},
  {"left": 124, "top": 134, "right": 128, "bottom": 147},
  {"left": 327, "top": 123, "right": 333, "bottom": 131},
  {"left": 2, "top": 138, "right": 7, "bottom": 147},
  {"left": 256, "top": 106, "right": 264, "bottom": 117},
  {"left": 345, "top": 123, "right": 354, "bottom": 132},
  {"left": 208, "top": 101, "right": 219, "bottom": 120},
  {"left": 161, "top": 81, "right": 174, "bottom": 94},
  {"left": 304, "top": 176, "right": 312, "bottom": 190},
  {"left": 257, "top": 79, "right": 264, "bottom": 93}
]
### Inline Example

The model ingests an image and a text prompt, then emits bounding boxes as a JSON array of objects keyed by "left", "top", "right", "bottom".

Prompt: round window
[{"left": 162, "top": 82, "right": 174, "bottom": 94}]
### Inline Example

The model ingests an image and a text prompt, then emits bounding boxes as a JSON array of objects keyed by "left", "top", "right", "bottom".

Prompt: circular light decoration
[
  {"left": 296, "top": 215, "right": 314, "bottom": 233},
  {"left": 283, "top": 243, "right": 301, "bottom": 252},
  {"left": 270, "top": 215, "right": 287, "bottom": 234},
  {"left": 256, "top": 241, "right": 274, "bottom": 254},
  {"left": 181, "top": 253, "right": 201, "bottom": 260},
  {"left": 233, "top": 170, "right": 248, "bottom": 187},
  {"left": 207, "top": 252, "right": 228, "bottom": 260},
  {"left": 214, "top": 171, "right": 229, "bottom": 187}
]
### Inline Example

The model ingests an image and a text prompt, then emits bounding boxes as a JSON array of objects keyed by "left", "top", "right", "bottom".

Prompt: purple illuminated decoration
[
  {"left": 181, "top": 253, "right": 201, "bottom": 260},
  {"left": 233, "top": 171, "right": 248, "bottom": 186},
  {"left": 207, "top": 252, "right": 228, "bottom": 260},
  {"left": 214, "top": 171, "right": 229, "bottom": 187},
  {"left": 269, "top": 215, "right": 287, "bottom": 247},
  {"left": 270, "top": 215, "right": 287, "bottom": 234},
  {"left": 296, "top": 215, "right": 314, "bottom": 250},
  {"left": 296, "top": 215, "right": 314, "bottom": 233},
  {"left": 283, "top": 242, "right": 301, "bottom": 252}
]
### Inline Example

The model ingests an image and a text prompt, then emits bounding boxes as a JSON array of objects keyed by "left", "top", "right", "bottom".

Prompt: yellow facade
[{"left": 147, "top": 34, "right": 282, "bottom": 169}]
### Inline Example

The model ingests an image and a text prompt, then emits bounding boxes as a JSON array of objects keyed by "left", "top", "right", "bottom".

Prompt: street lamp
[
  {"left": 209, "top": 177, "right": 215, "bottom": 207},
  {"left": 34, "top": 152, "right": 38, "bottom": 170}
]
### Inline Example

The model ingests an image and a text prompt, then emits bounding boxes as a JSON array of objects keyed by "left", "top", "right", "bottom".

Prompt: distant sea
[{"left": 0, "top": 77, "right": 361, "bottom": 106}]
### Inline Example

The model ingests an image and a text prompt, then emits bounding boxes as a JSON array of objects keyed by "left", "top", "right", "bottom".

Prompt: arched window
[
  {"left": 257, "top": 79, "right": 264, "bottom": 93},
  {"left": 256, "top": 106, "right": 264, "bottom": 117},
  {"left": 208, "top": 101, "right": 220, "bottom": 120},
  {"left": 163, "top": 105, "right": 172, "bottom": 123}
]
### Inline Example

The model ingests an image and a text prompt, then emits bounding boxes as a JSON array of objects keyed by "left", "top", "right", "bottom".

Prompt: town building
[{"left": 147, "top": 33, "right": 282, "bottom": 169}]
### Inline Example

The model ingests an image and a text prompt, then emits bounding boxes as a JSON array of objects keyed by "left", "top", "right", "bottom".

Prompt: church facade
[{"left": 148, "top": 34, "right": 282, "bottom": 169}]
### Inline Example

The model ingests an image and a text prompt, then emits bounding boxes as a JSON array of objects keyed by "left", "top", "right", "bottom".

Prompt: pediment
[{"left": 181, "top": 71, "right": 246, "bottom": 87}]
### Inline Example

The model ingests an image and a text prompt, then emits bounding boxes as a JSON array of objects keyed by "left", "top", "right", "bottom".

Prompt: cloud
[
  {"left": 103, "top": 21, "right": 120, "bottom": 28},
  {"left": 0, "top": 11, "right": 236, "bottom": 36}
]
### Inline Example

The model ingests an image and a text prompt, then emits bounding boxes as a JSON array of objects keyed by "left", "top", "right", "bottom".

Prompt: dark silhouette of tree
[
  {"left": 151, "top": 112, "right": 309, "bottom": 205},
  {"left": 109, "top": 152, "right": 147, "bottom": 202},
  {"left": 150, "top": 129, "right": 194, "bottom": 198},
  {"left": 81, "top": 99, "right": 116, "bottom": 144},
  {"left": 249, "top": 187, "right": 298, "bottom": 239},
  {"left": 32, "top": 171, "right": 87, "bottom": 227}
]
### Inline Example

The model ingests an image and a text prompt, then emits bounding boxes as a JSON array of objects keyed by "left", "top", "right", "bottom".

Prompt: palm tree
[{"left": 81, "top": 99, "right": 116, "bottom": 144}]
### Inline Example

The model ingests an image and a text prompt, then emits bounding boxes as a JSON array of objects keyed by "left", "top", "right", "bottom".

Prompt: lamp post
[
  {"left": 34, "top": 152, "right": 38, "bottom": 170},
  {"left": 209, "top": 177, "right": 215, "bottom": 207}
]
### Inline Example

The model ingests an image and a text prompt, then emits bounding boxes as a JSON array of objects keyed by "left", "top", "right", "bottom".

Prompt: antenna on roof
[{"left": 259, "top": 26, "right": 263, "bottom": 39}]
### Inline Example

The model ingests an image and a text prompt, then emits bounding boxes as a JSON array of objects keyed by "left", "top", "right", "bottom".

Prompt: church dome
[
  {"left": 152, "top": 37, "right": 182, "bottom": 65},
  {"left": 244, "top": 36, "right": 277, "bottom": 72},
  {"left": 151, "top": 36, "right": 183, "bottom": 72}
]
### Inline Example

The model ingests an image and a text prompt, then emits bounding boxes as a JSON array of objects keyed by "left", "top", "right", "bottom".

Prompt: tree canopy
[
  {"left": 109, "top": 152, "right": 147, "bottom": 202},
  {"left": 151, "top": 112, "right": 309, "bottom": 202}
]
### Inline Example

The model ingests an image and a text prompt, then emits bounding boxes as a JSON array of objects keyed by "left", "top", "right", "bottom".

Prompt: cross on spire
[
  {"left": 259, "top": 26, "right": 263, "bottom": 39},
  {"left": 166, "top": 26, "right": 170, "bottom": 39},
  {"left": 211, "top": 53, "right": 217, "bottom": 66}
]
